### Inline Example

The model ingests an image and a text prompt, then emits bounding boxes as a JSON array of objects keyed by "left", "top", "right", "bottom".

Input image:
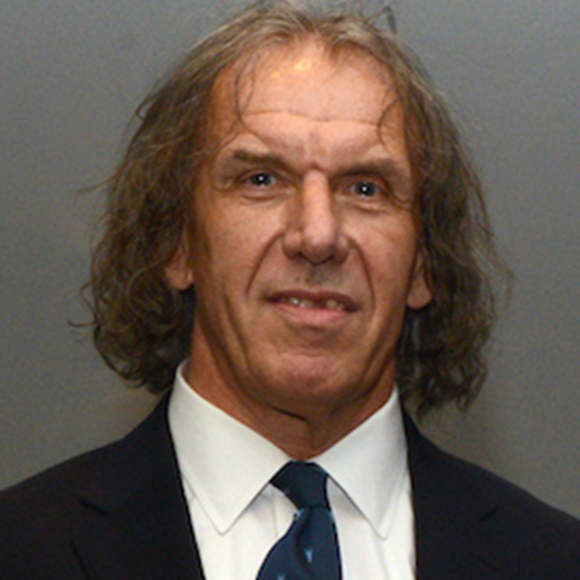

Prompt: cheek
[
  {"left": 363, "top": 221, "right": 420, "bottom": 295},
  {"left": 195, "top": 205, "right": 282, "bottom": 291}
]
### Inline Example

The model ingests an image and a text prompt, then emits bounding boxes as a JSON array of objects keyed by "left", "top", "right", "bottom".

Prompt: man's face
[{"left": 167, "top": 42, "right": 431, "bottom": 441}]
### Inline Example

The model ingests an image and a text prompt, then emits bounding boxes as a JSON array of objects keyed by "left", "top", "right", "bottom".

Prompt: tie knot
[{"left": 272, "top": 462, "right": 330, "bottom": 509}]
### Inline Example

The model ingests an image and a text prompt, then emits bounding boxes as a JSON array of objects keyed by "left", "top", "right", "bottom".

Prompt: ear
[
  {"left": 165, "top": 238, "right": 195, "bottom": 291},
  {"left": 406, "top": 252, "right": 432, "bottom": 310}
]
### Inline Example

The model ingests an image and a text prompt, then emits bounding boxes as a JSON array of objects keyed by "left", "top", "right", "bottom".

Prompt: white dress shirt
[{"left": 168, "top": 364, "right": 415, "bottom": 580}]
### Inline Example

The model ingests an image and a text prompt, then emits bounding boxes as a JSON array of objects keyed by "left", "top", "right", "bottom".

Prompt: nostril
[{"left": 300, "top": 231, "right": 339, "bottom": 264}]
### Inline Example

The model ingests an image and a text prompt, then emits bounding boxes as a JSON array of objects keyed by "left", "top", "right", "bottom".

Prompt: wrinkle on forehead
[
  {"left": 239, "top": 92, "right": 399, "bottom": 125},
  {"left": 207, "top": 39, "right": 402, "bottom": 157},
  {"left": 243, "top": 47, "right": 394, "bottom": 121},
  {"left": 237, "top": 112, "right": 403, "bottom": 168}
]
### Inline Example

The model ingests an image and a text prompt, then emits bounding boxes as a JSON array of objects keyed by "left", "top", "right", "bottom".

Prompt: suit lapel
[
  {"left": 405, "top": 416, "right": 518, "bottom": 580},
  {"left": 71, "top": 398, "right": 205, "bottom": 580}
]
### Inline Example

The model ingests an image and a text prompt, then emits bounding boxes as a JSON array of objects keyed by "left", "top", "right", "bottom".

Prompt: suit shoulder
[
  {"left": 0, "top": 400, "right": 173, "bottom": 579},
  {"left": 1, "top": 443, "right": 114, "bottom": 498},
  {"left": 0, "top": 398, "right": 168, "bottom": 542},
  {"left": 409, "top": 417, "right": 580, "bottom": 530},
  {"left": 0, "top": 443, "right": 117, "bottom": 552},
  {"left": 433, "top": 439, "right": 580, "bottom": 573},
  {"left": 444, "top": 446, "right": 579, "bottom": 523},
  {"left": 407, "top": 418, "right": 580, "bottom": 577}
]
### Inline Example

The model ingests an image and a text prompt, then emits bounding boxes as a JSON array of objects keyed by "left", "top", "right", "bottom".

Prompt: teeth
[
  {"left": 288, "top": 297, "right": 314, "bottom": 308},
  {"left": 281, "top": 297, "right": 346, "bottom": 311}
]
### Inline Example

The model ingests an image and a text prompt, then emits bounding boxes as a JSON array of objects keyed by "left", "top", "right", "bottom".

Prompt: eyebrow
[
  {"left": 340, "top": 159, "right": 411, "bottom": 182},
  {"left": 215, "top": 149, "right": 289, "bottom": 171}
]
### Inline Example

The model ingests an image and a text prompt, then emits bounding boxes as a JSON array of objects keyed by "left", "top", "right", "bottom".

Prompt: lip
[{"left": 267, "top": 289, "right": 356, "bottom": 326}]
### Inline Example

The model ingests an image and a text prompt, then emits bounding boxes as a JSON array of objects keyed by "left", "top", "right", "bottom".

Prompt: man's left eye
[{"left": 352, "top": 180, "right": 378, "bottom": 197}]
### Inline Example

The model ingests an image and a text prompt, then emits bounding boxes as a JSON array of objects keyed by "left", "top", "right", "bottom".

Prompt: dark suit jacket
[{"left": 1, "top": 397, "right": 579, "bottom": 579}]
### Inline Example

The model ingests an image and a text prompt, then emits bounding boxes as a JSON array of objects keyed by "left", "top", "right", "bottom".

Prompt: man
[{"left": 1, "top": 1, "right": 579, "bottom": 579}]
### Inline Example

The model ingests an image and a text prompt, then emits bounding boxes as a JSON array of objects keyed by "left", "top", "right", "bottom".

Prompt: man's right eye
[{"left": 248, "top": 172, "right": 276, "bottom": 187}]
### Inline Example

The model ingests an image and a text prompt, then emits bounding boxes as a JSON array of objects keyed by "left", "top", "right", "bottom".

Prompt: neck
[{"left": 184, "top": 360, "right": 394, "bottom": 459}]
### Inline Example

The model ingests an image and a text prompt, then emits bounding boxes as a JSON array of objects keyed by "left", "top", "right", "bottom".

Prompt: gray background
[{"left": 1, "top": 0, "right": 579, "bottom": 517}]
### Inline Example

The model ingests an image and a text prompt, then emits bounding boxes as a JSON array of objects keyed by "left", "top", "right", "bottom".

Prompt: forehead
[{"left": 208, "top": 40, "right": 397, "bottom": 137}]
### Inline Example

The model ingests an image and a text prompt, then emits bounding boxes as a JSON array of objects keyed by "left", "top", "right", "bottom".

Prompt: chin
[{"left": 257, "top": 367, "right": 355, "bottom": 406}]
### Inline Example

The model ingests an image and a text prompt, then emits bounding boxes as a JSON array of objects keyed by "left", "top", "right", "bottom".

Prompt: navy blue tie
[{"left": 257, "top": 462, "right": 342, "bottom": 580}]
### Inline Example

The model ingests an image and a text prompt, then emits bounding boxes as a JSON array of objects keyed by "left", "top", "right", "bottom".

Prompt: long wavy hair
[{"left": 89, "top": 0, "right": 509, "bottom": 415}]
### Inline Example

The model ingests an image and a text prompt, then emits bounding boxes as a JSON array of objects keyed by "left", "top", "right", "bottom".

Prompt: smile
[
  {"left": 270, "top": 290, "right": 355, "bottom": 314},
  {"left": 278, "top": 296, "right": 347, "bottom": 311}
]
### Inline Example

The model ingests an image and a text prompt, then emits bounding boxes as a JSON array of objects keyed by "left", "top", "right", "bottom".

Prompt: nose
[{"left": 282, "top": 174, "right": 348, "bottom": 264}]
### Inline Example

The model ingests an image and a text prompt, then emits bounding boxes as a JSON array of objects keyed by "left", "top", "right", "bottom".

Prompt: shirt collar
[
  {"left": 169, "top": 363, "right": 290, "bottom": 534},
  {"left": 168, "top": 363, "right": 408, "bottom": 539},
  {"left": 315, "top": 389, "right": 409, "bottom": 539}
]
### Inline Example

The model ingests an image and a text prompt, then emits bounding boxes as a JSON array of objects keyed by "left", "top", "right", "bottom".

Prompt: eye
[
  {"left": 248, "top": 172, "right": 276, "bottom": 187},
  {"left": 351, "top": 180, "right": 379, "bottom": 198}
]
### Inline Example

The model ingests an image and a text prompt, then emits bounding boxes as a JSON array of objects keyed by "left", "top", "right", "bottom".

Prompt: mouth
[
  {"left": 269, "top": 290, "right": 356, "bottom": 313},
  {"left": 278, "top": 296, "right": 348, "bottom": 311}
]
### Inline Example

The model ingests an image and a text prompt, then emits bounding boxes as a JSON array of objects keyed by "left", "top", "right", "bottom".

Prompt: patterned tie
[{"left": 257, "top": 461, "right": 342, "bottom": 580}]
